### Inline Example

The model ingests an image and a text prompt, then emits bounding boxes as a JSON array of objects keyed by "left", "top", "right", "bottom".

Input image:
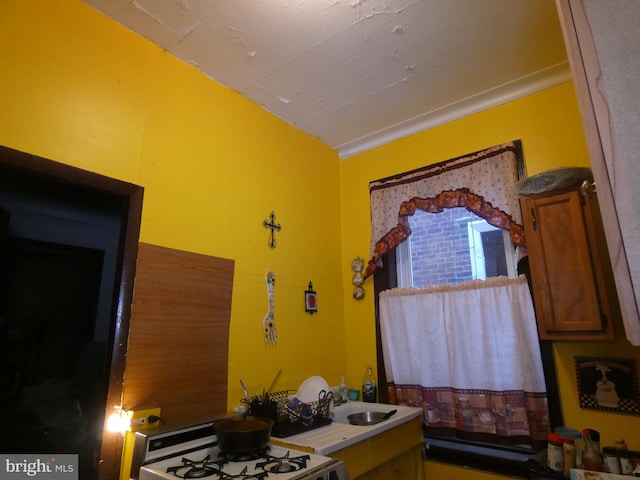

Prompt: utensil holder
[{"left": 248, "top": 399, "right": 278, "bottom": 423}]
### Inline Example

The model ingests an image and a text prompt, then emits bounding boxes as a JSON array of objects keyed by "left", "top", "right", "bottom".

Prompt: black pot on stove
[{"left": 214, "top": 414, "right": 274, "bottom": 454}]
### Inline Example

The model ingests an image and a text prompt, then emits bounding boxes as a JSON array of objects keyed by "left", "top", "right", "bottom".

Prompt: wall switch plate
[{"left": 130, "top": 408, "right": 161, "bottom": 431}]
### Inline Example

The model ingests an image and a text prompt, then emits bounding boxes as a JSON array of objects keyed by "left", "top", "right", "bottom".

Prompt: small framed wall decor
[
  {"left": 305, "top": 281, "right": 317, "bottom": 314},
  {"left": 575, "top": 356, "right": 640, "bottom": 415}
]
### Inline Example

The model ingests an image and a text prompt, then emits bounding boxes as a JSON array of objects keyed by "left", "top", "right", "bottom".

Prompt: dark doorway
[
  {"left": 0, "top": 146, "right": 143, "bottom": 480},
  {"left": 0, "top": 239, "right": 105, "bottom": 471}
]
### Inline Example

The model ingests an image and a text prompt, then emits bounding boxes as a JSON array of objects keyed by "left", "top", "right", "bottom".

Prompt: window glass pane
[{"left": 406, "top": 208, "right": 516, "bottom": 288}]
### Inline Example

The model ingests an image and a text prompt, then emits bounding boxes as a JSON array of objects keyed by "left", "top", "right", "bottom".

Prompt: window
[
  {"left": 399, "top": 208, "right": 517, "bottom": 288},
  {"left": 367, "top": 142, "right": 563, "bottom": 475}
]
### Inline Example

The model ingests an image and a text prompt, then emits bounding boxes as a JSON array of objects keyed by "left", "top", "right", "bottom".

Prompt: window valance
[{"left": 366, "top": 140, "right": 525, "bottom": 278}]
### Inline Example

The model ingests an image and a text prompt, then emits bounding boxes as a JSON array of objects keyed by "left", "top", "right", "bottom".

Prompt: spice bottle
[
  {"left": 615, "top": 437, "right": 628, "bottom": 452},
  {"left": 547, "top": 433, "right": 564, "bottom": 474},
  {"left": 563, "top": 437, "right": 576, "bottom": 478},
  {"left": 362, "top": 365, "right": 377, "bottom": 403},
  {"left": 556, "top": 427, "right": 583, "bottom": 468},
  {"left": 602, "top": 446, "right": 621, "bottom": 474},
  {"left": 582, "top": 429, "right": 604, "bottom": 472},
  {"left": 619, "top": 450, "right": 637, "bottom": 475}
]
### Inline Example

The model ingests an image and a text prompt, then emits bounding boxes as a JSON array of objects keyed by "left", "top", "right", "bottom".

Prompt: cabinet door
[
  {"left": 521, "top": 189, "right": 614, "bottom": 339},
  {"left": 355, "top": 445, "right": 423, "bottom": 480}
]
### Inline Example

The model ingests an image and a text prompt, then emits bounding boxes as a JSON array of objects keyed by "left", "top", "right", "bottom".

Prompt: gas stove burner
[
  {"left": 219, "top": 466, "right": 269, "bottom": 480},
  {"left": 132, "top": 419, "right": 348, "bottom": 479},
  {"left": 166, "top": 455, "right": 225, "bottom": 479},
  {"left": 255, "top": 451, "right": 310, "bottom": 474},
  {"left": 218, "top": 447, "right": 270, "bottom": 463}
]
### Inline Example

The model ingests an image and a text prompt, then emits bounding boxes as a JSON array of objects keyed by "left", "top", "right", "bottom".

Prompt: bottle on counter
[
  {"left": 555, "top": 427, "right": 583, "bottom": 468},
  {"left": 602, "top": 446, "right": 621, "bottom": 474},
  {"left": 339, "top": 376, "right": 347, "bottom": 404},
  {"left": 619, "top": 449, "right": 636, "bottom": 475},
  {"left": 563, "top": 437, "right": 577, "bottom": 478},
  {"left": 612, "top": 438, "right": 634, "bottom": 476},
  {"left": 362, "top": 365, "right": 377, "bottom": 403},
  {"left": 614, "top": 437, "right": 628, "bottom": 452},
  {"left": 582, "top": 429, "right": 604, "bottom": 472},
  {"left": 547, "top": 433, "right": 564, "bottom": 474}
]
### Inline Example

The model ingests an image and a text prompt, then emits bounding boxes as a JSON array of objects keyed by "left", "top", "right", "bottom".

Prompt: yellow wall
[
  {"left": 0, "top": 0, "right": 347, "bottom": 409},
  {"left": 2, "top": 2, "right": 640, "bottom": 479}
]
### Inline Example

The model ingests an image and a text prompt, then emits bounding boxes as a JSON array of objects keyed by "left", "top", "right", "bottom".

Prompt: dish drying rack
[
  {"left": 277, "top": 390, "right": 332, "bottom": 423},
  {"left": 243, "top": 390, "right": 333, "bottom": 438}
]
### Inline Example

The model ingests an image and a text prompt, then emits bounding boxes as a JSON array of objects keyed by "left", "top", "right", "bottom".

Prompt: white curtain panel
[{"left": 379, "top": 275, "right": 546, "bottom": 394}]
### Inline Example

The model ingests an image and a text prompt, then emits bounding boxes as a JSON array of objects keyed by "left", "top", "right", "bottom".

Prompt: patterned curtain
[
  {"left": 379, "top": 276, "right": 550, "bottom": 448},
  {"left": 365, "top": 140, "right": 525, "bottom": 278}
]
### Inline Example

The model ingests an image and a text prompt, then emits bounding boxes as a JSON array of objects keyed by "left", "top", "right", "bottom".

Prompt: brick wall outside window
[{"left": 409, "top": 207, "right": 474, "bottom": 287}]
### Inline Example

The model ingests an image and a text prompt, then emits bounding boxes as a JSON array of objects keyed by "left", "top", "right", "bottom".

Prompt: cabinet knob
[
  {"left": 580, "top": 180, "right": 596, "bottom": 198},
  {"left": 530, "top": 208, "right": 537, "bottom": 231}
]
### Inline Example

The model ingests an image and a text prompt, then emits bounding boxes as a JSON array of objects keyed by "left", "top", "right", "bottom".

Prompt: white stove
[{"left": 129, "top": 419, "right": 349, "bottom": 480}]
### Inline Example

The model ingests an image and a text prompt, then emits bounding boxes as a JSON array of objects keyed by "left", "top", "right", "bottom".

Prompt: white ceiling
[{"left": 83, "top": 0, "right": 570, "bottom": 158}]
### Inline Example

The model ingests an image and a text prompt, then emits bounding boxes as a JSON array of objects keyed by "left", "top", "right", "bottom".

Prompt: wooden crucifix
[{"left": 263, "top": 211, "right": 282, "bottom": 249}]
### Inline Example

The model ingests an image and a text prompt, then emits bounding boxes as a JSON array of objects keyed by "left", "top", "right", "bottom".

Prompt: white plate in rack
[{"left": 296, "top": 376, "right": 329, "bottom": 403}]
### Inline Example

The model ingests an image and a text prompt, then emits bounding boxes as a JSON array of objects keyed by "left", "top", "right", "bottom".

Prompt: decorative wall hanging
[
  {"left": 575, "top": 356, "right": 640, "bottom": 415},
  {"left": 305, "top": 281, "right": 317, "bottom": 314},
  {"left": 351, "top": 257, "right": 365, "bottom": 300},
  {"left": 263, "top": 271, "right": 278, "bottom": 343},
  {"left": 263, "top": 211, "right": 282, "bottom": 249}
]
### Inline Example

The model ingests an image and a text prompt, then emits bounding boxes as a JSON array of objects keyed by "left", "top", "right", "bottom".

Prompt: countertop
[{"left": 270, "top": 401, "right": 422, "bottom": 455}]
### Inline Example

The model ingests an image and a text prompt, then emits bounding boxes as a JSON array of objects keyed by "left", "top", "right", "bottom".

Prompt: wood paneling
[{"left": 124, "top": 243, "right": 234, "bottom": 424}]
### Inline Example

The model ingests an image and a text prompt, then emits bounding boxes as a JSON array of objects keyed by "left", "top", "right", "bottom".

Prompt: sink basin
[
  {"left": 269, "top": 401, "right": 422, "bottom": 455},
  {"left": 331, "top": 402, "right": 398, "bottom": 425}
]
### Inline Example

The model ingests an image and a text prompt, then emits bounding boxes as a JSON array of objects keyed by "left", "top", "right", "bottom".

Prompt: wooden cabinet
[
  {"left": 555, "top": 0, "right": 640, "bottom": 344},
  {"left": 329, "top": 417, "right": 424, "bottom": 479},
  {"left": 354, "top": 445, "right": 423, "bottom": 480},
  {"left": 520, "top": 183, "right": 617, "bottom": 340}
]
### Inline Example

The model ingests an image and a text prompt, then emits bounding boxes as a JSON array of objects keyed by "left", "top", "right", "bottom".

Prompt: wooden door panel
[{"left": 124, "top": 243, "right": 234, "bottom": 424}]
